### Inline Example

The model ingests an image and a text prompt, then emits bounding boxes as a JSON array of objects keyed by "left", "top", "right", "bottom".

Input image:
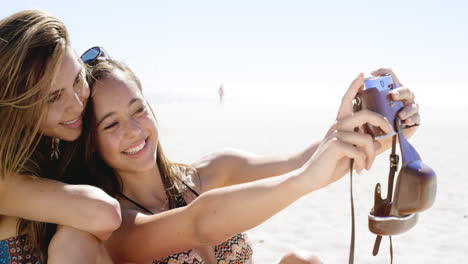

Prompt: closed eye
[
  {"left": 48, "top": 90, "right": 63, "bottom": 103},
  {"left": 104, "top": 122, "right": 118, "bottom": 130},
  {"left": 134, "top": 105, "right": 146, "bottom": 115}
]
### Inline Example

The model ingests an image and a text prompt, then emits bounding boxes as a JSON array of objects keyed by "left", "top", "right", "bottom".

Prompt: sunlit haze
[{"left": 2, "top": 0, "right": 467, "bottom": 106}]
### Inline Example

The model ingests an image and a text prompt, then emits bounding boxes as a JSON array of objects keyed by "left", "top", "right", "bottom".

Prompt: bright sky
[{"left": 2, "top": 0, "right": 467, "bottom": 106}]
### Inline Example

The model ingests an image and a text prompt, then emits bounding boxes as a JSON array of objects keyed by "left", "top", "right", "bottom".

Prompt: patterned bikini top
[
  {"left": 153, "top": 233, "right": 252, "bottom": 264},
  {"left": 0, "top": 235, "right": 42, "bottom": 264},
  {"left": 120, "top": 180, "right": 253, "bottom": 264}
]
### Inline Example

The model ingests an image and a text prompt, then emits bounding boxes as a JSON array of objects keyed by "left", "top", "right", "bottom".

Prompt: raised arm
[
  {"left": 190, "top": 145, "right": 319, "bottom": 190},
  {"left": 195, "top": 69, "right": 419, "bottom": 190},
  {"left": 0, "top": 173, "right": 121, "bottom": 241},
  {"left": 105, "top": 95, "right": 395, "bottom": 263}
]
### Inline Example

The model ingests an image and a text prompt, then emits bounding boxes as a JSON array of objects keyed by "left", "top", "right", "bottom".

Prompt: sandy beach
[{"left": 155, "top": 103, "right": 468, "bottom": 263}]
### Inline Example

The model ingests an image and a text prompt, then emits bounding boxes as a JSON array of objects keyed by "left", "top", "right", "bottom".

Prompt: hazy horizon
[{"left": 2, "top": 0, "right": 467, "bottom": 107}]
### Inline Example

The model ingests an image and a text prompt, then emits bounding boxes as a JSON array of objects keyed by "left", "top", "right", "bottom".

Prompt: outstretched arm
[
  {"left": 105, "top": 75, "right": 394, "bottom": 263},
  {"left": 106, "top": 168, "right": 312, "bottom": 263},
  {"left": 191, "top": 144, "right": 319, "bottom": 191},
  {"left": 195, "top": 69, "right": 419, "bottom": 191},
  {"left": 0, "top": 173, "right": 121, "bottom": 241}
]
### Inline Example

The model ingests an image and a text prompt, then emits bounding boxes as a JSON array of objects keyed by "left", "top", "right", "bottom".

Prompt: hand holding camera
[
  {"left": 309, "top": 69, "right": 421, "bottom": 184},
  {"left": 354, "top": 68, "right": 420, "bottom": 139}
]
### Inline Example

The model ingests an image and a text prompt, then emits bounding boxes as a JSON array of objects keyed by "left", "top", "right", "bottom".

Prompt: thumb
[{"left": 336, "top": 73, "right": 364, "bottom": 120}]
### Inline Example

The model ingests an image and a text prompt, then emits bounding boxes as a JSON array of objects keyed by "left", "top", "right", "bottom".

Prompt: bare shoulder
[{"left": 191, "top": 149, "right": 257, "bottom": 192}]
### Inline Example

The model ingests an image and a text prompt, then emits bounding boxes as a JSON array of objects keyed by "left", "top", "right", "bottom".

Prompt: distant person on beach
[
  {"left": 0, "top": 10, "right": 120, "bottom": 264},
  {"left": 73, "top": 47, "right": 420, "bottom": 264},
  {"left": 218, "top": 84, "right": 224, "bottom": 103}
]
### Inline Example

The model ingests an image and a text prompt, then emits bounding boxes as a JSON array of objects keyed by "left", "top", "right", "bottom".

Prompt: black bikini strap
[
  {"left": 181, "top": 180, "right": 200, "bottom": 197},
  {"left": 118, "top": 180, "right": 199, "bottom": 214},
  {"left": 118, "top": 192, "right": 154, "bottom": 215}
]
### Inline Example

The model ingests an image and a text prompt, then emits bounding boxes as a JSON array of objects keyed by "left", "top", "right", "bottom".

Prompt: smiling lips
[
  {"left": 123, "top": 138, "right": 148, "bottom": 155},
  {"left": 60, "top": 117, "right": 82, "bottom": 129}
]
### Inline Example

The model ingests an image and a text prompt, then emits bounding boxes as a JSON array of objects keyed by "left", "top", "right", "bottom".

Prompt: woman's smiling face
[
  {"left": 40, "top": 46, "right": 90, "bottom": 141},
  {"left": 92, "top": 69, "right": 158, "bottom": 175}
]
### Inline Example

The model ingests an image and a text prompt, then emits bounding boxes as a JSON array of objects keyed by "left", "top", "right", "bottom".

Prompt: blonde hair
[
  {"left": 0, "top": 9, "right": 70, "bottom": 260},
  {"left": 0, "top": 9, "right": 68, "bottom": 177},
  {"left": 83, "top": 58, "right": 197, "bottom": 209}
]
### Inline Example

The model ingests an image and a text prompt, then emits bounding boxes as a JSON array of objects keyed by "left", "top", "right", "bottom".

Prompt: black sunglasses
[{"left": 80, "top": 46, "right": 109, "bottom": 64}]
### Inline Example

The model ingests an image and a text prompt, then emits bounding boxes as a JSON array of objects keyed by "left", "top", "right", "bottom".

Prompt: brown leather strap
[
  {"left": 390, "top": 236, "right": 394, "bottom": 264},
  {"left": 348, "top": 159, "right": 356, "bottom": 264},
  {"left": 372, "top": 135, "right": 399, "bottom": 256},
  {"left": 387, "top": 135, "right": 399, "bottom": 199},
  {"left": 350, "top": 135, "right": 399, "bottom": 263},
  {"left": 372, "top": 236, "right": 383, "bottom": 256}
]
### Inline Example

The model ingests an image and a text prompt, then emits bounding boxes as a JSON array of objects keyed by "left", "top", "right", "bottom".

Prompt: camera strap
[{"left": 348, "top": 134, "right": 398, "bottom": 264}]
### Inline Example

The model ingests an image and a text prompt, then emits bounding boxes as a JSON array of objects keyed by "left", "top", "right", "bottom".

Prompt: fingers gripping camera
[{"left": 353, "top": 75, "right": 404, "bottom": 139}]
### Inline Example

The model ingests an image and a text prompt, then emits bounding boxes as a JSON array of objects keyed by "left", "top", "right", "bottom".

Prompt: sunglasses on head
[{"left": 80, "top": 46, "right": 109, "bottom": 64}]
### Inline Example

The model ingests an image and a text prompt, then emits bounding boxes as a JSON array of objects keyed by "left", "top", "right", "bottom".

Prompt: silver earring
[{"left": 50, "top": 138, "right": 60, "bottom": 160}]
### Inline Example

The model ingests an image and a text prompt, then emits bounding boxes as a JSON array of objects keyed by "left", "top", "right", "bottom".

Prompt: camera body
[{"left": 354, "top": 75, "right": 404, "bottom": 139}]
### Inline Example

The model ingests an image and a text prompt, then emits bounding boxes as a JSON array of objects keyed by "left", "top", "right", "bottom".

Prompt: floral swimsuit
[{"left": 0, "top": 235, "right": 41, "bottom": 264}]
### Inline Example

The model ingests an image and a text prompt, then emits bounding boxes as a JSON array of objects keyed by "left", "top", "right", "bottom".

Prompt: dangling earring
[{"left": 50, "top": 138, "right": 60, "bottom": 160}]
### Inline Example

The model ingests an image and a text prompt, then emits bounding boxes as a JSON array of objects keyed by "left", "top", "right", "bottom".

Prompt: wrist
[{"left": 292, "top": 166, "right": 317, "bottom": 196}]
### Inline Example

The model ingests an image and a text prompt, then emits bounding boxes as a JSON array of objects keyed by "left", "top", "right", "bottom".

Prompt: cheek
[
  {"left": 40, "top": 105, "right": 64, "bottom": 133},
  {"left": 96, "top": 132, "right": 121, "bottom": 166},
  {"left": 144, "top": 115, "right": 159, "bottom": 139}
]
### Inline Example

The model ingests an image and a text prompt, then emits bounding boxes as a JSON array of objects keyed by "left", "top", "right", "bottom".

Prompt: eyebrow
[
  {"left": 48, "top": 88, "right": 64, "bottom": 99},
  {"left": 73, "top": 69, "right": 83, "bottom": 85},
  {"left": 48, "top": 68, "right": 83, "bottom": 97},
  {"left": 96, "top": 98, "right": 143, "bottom": 127}
]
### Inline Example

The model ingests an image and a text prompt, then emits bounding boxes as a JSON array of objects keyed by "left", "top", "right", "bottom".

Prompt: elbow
[
  {"left": 90, "top": 195, "right": 122, "bottom": 238},
  {"left": 98, "top": 196, "right": 122, "bottom": 232}
]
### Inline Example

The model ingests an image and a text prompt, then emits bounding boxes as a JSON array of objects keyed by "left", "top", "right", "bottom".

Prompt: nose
[
  {"left": 67, "top": 89, "right": 84, "bottom": 114},
  {"left": 67, "top": 82, "right": 90, "bottom": 113},
  {"left": 77, "top": 82, "right": 90, "bottom": 105},
  {"left": 74, "top": 80, "right": 90, "bottom": 105},
  {"left": 124, "top": 117, "right": 143, "bottom": 140}
]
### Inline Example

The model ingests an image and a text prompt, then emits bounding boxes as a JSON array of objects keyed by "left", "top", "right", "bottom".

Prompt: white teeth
[
  {"left": 124, "top": 141, "right": 146, "bottom": 155},
  {"left": 62, "top": 118, "right": 79, "bottom": 125}
]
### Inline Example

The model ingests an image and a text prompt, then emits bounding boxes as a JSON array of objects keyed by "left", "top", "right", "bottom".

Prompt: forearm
[
  {"left": 193, "top": 169, "right": 310, "bottom": 243},
  {"left": 0, "top": 173, "right": 121, "bottom": 240},
  {"left": 286, "top": 141, "right": 321, "bottom": 171},
  {"left": 108, "top": 168, "right": 311, "bottom": 262},
  {"left": 216, "top": 142, "right": 320, "bottom": 187},
  {"left": 48, "top": 226, "right": 114, "bottom": 264}
]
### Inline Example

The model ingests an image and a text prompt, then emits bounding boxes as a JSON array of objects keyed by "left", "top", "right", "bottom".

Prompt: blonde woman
[
  {"left": 0, "top": 11, "right": 121, "bottom": 264},
  {"left": 79, "top": 49, "right": 420, "bottom": 263}
]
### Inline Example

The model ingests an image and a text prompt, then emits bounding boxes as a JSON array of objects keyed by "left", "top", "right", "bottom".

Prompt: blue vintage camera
[
  {"left": 354, "top": 74, "right": 404, "bottom": 139},
  {"left": 364, "top": 75, "right": 396, "bottom": 91}
]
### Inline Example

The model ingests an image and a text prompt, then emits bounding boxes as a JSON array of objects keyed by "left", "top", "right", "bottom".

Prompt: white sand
[{"left": 155, "top": 103, "right": 468, "bottom": 263}]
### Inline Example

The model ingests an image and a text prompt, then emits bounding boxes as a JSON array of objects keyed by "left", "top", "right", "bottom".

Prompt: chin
[
  {"left": 57, "top": 130, "right": 82, "bottom": 142},
  {"left": 120, "top": 163, "right": 155, "bottom": 175}
]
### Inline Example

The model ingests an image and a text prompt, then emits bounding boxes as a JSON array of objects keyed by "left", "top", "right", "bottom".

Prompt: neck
[{"left": 117, "top": 164, "right": 167, "bottom": 210}]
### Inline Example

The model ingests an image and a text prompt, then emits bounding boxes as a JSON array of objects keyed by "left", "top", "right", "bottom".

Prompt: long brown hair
[
  {"left": 0, "top": 10, "right": 74, "bottom": 261},
  {"left": 80, "top": 58, "right": 195, "bottom": 209}
]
